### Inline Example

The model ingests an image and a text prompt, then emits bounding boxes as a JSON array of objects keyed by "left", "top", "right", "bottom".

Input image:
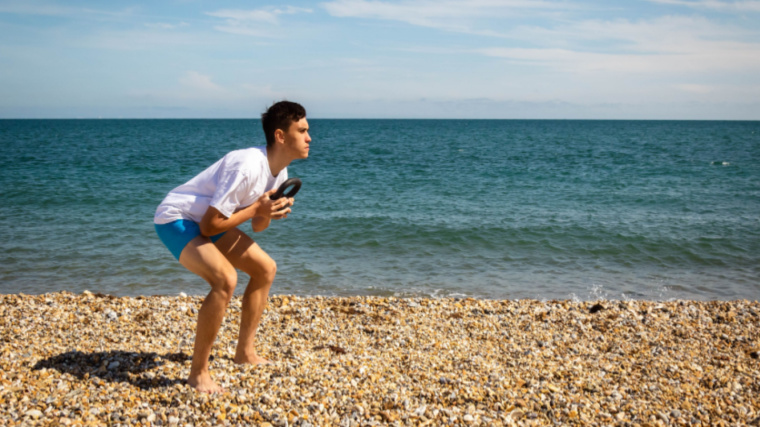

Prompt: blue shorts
[{"left": 155, "top": 220, "right": 226, "bottom": 261}]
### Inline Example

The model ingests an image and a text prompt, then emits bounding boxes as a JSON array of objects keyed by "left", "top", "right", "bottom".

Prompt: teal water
[{"left": 1, "top": 119, "right": 758, "bottom": 300}]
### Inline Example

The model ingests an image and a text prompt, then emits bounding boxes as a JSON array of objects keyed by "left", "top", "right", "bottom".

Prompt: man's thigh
[
  {"left": 214, "top": 228, "right": 275, "bottom": 277},
  {"left": 178, "top": 235, "right": 236, "bottom": 285}
]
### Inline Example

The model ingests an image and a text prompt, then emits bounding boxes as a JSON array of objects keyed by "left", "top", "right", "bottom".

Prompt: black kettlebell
[{"left": 271, "top": 177, "right": 302, "bottom": 201}]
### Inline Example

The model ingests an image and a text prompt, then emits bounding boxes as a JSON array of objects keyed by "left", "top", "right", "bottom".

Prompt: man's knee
[
  {"left": 258, "top": 256, "right": 277, "bottom": 283},
  {"left": 212, "top": 269, "right": 238, "bottom": 301},
  {"left": 264, "top": 258, "right": 277, "bottom": 282},
  {"left": 244, "top": 255, "right": 276, "bottom": 283}
]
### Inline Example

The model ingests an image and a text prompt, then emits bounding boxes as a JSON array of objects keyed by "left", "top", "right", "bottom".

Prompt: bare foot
[
  {"left": 187, "top": 372, "right": 224, "bottom": 393},
  {"left": 233, "top": 353, "right": 272, "bottom": 365}
]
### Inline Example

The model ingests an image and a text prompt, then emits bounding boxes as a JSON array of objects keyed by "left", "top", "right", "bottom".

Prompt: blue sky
[{"left": 1, "top": 0, "right": 759, "bottom": 119}]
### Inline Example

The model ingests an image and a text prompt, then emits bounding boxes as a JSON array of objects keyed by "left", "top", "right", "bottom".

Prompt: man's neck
[{"left": 266, "top": 146, "right": 291, "bottom": 177}]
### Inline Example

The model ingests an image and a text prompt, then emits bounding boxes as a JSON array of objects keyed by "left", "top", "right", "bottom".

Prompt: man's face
[{"left": 283, "top": 117, "right": 311, "bottom": 159}]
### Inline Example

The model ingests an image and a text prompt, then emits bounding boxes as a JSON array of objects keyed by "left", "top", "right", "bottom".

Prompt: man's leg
[
  {"left": 213, "top": 228, "right": 276, "bottom": 364},
  {"left": 179, "top": 236, "right": 238, "bottom": 393}
]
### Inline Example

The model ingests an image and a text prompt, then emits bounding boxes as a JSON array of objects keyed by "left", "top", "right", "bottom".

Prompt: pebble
[
  {"left": 25, "top": 410, "right": 43, "bottom": 419},
  {"left": 1, "top": 292, "right": 759, "bottom": 425}
]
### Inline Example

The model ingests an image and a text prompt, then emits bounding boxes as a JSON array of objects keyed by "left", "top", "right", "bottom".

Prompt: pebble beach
[{"left": 1, "top": 291, "right": 759, "bottom": 426}]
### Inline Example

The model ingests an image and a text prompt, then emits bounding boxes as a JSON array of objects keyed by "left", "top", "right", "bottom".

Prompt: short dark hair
[{"left": 261, "top": 101, "right": 307, "bottom": 147}]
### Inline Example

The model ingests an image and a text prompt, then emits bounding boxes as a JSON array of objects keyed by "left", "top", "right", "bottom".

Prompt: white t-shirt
[{"left": 154, "top": 146, "right": 288, "bottom": 225}]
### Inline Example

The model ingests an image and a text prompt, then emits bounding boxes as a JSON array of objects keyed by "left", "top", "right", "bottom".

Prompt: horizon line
[{"left": 2, "top": 117, "right": 759, "bottom": 122}]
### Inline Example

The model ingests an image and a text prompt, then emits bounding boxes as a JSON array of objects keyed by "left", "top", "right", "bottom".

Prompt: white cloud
[
  {"left": 144, "top": 22, "right": 189, "bottom": 30},
  {"left": 477, "top": 16, "right": 760, "bottom": 76},
  {"left": 322, "top": 0, "right": 560, "bottom": 19},
  {"left": 478, "top": 42, "right": 760, "bottom": 75},
  {"left": 175, "top": 72, "right": 290, "bottom": 102},
  {"left": 206, "top": 6, "right": 313, "bottom": 36},
  {"left": 646, "top": 0, "right": 760, "bottom": 12},
  {"left": 321, "top": 0, "right": 567, "bottom": 35},
  {"left": 123, "top": 73, "right": 288, "bottom": 111},
  {"left": 179, "top": 71, "right": 225, "bottom": 93},
  {"left": 320, "top": 0, "right": 760, "bottom": 75},
  {"left": 206, "top": 9, "right": 281, "bottom": 24}
]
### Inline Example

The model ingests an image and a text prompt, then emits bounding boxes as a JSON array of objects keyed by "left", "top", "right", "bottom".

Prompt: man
[{"left": 154, "top": 101, "right": 311, "bottom": 392}]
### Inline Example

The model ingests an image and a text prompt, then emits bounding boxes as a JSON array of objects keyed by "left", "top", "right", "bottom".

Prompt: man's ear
[{"left": 274, "top": 128, "right": 285, "bottom": 144}]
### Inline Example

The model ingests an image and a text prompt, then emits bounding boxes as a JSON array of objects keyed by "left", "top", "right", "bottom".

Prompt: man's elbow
[
  {"left": 251, "top": 217, "right": 269, "bottom": 233},
  {"left": 199, "top": 223, "right": 215, "bottom": 237},
  {"left": 200, "top": 207, "right": 226, "bottom": 236},
  {"left": 199, "top": 219, "right": 223, "bottom": 237}
]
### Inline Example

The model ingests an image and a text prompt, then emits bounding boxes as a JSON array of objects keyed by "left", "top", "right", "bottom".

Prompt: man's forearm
[
  {"left": 199, "top": 203, "right": 259, "bottom": 236},
  {"left": 251, "top": 216, "right": 271, "bottom": 233}
]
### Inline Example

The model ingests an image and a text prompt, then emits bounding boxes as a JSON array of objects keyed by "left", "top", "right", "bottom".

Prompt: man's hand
[
  {"left": 251, "top": 189, "right": 294, "bottom": 233},
  {"left": 257, "top": 188, "right": 294, "bottom": 220}
]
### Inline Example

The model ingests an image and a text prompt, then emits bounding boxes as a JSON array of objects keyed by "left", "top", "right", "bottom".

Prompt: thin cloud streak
[
  {"left": 322, "top": 0, "right": 564, "bottom": 19},
  {"left": 179, "top": 71, "right": 224, "bottom": 93},
  {"left": 144, "top": 22, "right": 189, "bottom": 30},
  {"left": 477, "top": 44, "right": 760, "bottom": 74},
  {"left": 476, "top": 15, "right": 760, "bottom": 75},
  {"left": 647, "top": 0, "right": 760, "bottom": 12},
  {"left": 206, "top": 6, "right": 313, "bottom": 36},
  {"left": 321, "top": 0, "right": 568, "bottom": 35}
]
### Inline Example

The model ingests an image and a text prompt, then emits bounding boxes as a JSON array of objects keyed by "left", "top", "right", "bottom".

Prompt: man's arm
[
  {"left": 199, "top": 190, "right": 291, "bottom": 236},
  {"left": 199, "top": 205, "right": 257, "bottom": 237},
  {"left": 251, "top": 216, "right": 271, "bottom": 233}
]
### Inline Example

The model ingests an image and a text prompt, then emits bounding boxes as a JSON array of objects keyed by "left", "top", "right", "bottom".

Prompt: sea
[{"left": 1, "top": 119, "right": 758, "bottom": 301}]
